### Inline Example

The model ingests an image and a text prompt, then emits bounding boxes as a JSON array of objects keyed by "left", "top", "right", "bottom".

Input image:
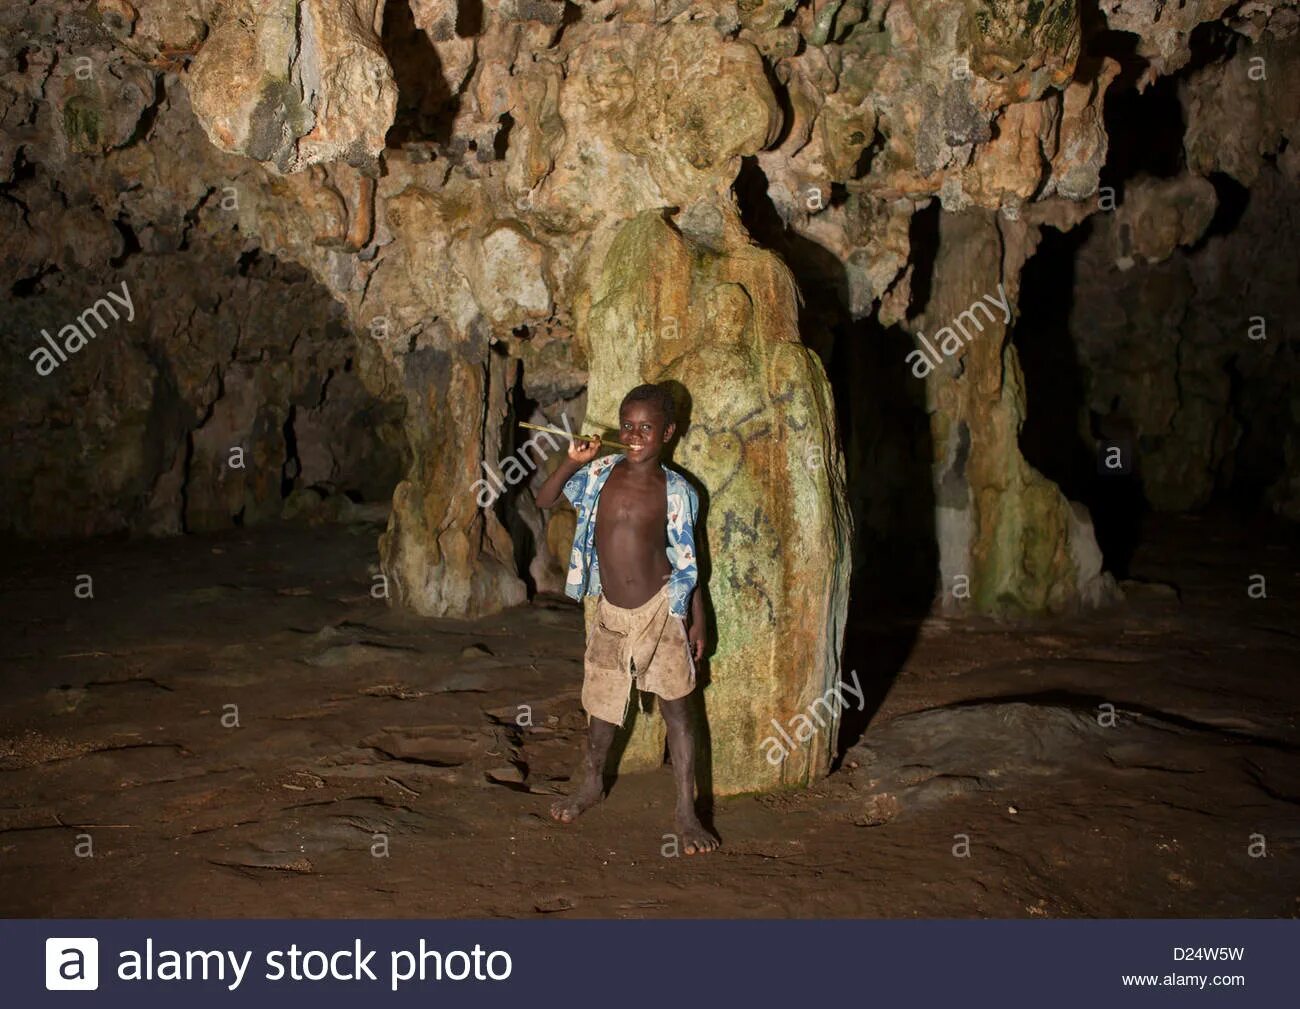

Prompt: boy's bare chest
[{"left": 596, "top": 469, "right": 667, "bottom": 530}]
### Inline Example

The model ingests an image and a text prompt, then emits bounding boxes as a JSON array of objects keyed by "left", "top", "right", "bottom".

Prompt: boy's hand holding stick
[{"left": 527, "top": 421, "right": 621, "bottom": 507}]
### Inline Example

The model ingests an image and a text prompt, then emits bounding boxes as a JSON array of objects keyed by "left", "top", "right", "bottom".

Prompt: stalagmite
[{"left": 576, "top": 206, "right": 851, "bottom": 793}]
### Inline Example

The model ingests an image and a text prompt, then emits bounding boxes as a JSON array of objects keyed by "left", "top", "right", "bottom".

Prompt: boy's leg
[
  {"left": 550, "top": 715, "right": 618, "bottom": 823},
  {"left": 659, "top": 695, "right": 719, "bottom": 854}
]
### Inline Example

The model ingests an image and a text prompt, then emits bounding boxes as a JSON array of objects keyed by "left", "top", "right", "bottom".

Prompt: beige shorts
[{"left": 582, "top": 584, "right": 697, "bottom": 726}]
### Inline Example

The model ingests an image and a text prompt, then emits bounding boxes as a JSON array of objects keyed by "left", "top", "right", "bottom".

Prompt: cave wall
[
  {"left": 918, "top": 205, "right": 1115, "bottom": 615},
  {"left": 2, "top": 238, "right": 408, "bottom": 537},
  {"left": 0, "top": 2, "right": 409, "bottom": 537},
  {"left": 1068, "top": 34, "right": 1300, "bottom": 518},
  {"left": 2, "top": 0, "right": 1298, "bottom": 792}
]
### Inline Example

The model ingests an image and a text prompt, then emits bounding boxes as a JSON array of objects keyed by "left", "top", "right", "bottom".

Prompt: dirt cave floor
[{"left": 1, "top": 513, "right": 1297, "bottom": 918}]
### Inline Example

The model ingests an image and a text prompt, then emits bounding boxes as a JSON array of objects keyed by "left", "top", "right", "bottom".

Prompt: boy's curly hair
[{"left": 620, "top": 383, "right": 675, "bottom": 424}]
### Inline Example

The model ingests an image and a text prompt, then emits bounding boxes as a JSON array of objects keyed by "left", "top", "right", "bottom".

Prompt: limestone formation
[
  {"left": 920, "top": 208, "right": 1116, "bottom": 614},
  {"left": 1068, "top": 41, "right": 1300, "bottom": 516},
  {"left": 2, "top": 0, "right": 1298, "bottom": 794},
  {"left": 187, "top": 0, "right": 397, "bottom": 172},
  {"left": 575, "top": 207, "right": 851, "bottom": 793}
]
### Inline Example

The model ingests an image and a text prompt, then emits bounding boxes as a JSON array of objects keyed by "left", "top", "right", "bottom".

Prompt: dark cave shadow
[
  {"left": 457, "top": 0, "right": 484, "bottom": 37},
  {"left": 1012, "top": 222, "right": 1147, "bottom": 577},
  {"left": 381, "top": 0, "right": 457, "bottom": 147},
  {"left": 828, "top": 313, "right": 938, "bottom": 759},
  {"left": 732, "top": 157, "right": 937, "bottom": 764},
  {"left": 1006, "top": 10, "right": 1224, "bottom": 577},
  {"left": 500, "top": 353, "right": 539, "bottom": 596}
]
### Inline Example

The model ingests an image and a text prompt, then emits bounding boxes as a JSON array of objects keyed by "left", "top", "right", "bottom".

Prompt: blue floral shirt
[{"left": 561, "top": 453, "right": 700, "bottom": 618}]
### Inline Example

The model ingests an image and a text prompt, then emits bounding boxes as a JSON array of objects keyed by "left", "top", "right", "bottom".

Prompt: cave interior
[{"left": 0, "top": 0, "right": 1297, "bottom": 917}]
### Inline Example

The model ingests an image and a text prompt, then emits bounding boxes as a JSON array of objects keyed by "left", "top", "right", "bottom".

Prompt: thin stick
[
  {"left": 518, "top": 420, "right": 625, "bottom": 455},
  {"left": 518, "top": 420, "right": 596, "bottom": 440}
]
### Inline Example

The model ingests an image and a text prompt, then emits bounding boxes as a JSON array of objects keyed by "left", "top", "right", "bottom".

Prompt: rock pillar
[
  {"left": 575, "top": 204, "right": 852, "bottom": 795},
  {"left": 918, "top": 210, "right": 1113, "bottom": 614}
]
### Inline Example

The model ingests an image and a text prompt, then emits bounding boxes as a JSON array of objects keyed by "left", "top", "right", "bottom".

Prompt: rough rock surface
[
  {"left": 188, "top": 0, "right": 397, "bottom": 172},
  {"left": 2, "top": 0, "right": 1298, "bottom": 794},
  {"left": 1068, "top": 38, "right": 1300, "bottom": 515},
  {"left": 920, "top": 207, "right": 1117, "bottom": 615},
  {"left": 575, "top": 207, "right": 851, "bottom": 792}
]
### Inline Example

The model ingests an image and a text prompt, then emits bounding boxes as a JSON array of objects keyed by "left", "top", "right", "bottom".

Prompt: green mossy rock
[{"left": 576, "top": 207, "right": 852, "bottom": 795}]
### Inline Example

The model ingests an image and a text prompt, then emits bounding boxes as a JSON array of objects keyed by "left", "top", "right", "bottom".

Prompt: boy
[{"left": 534, "top": 383, "right": 718, "bottom": 854}]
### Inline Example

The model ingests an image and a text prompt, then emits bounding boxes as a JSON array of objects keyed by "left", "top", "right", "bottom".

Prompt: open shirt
[{"left": 561, "top": 453, "right": 700, "bottom": 618}]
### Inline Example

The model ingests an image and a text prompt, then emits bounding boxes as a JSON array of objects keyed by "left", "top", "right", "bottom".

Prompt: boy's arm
[
  {"left": 534, "top": 435, "right": 601, "bottom": 508},
  {"left": 687, "top": 584, "right": 707, "bottom": 659},
  {"left": 689, "top": 585, "right": 705, "bottom": 627},
  {"left": 682, "top": 484, "right": 706, "bottom": 659}
]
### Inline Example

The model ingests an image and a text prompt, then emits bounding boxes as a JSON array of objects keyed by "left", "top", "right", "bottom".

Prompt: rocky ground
[{"left": 1, "top": 513, "right": 1296, "bottom": 918}]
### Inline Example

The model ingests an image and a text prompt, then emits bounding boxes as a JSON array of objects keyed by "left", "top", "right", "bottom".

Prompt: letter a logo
[{"left": 46, "top": 938, "right": 99, "bottom": 990}]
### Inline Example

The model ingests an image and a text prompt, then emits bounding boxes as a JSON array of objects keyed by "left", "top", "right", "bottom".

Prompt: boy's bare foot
[
  {"left": 676, "top": 813, "right": 719, "bottom": 854},
  {"left": 549, "top": 780, "right": 603, "bottom": 823},
  {"left": 551, "top": 715, "right": 617, "bottom": 823}
]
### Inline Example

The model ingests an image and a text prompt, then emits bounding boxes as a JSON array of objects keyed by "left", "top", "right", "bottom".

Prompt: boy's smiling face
[{"left": 619, "top": 400, "right": 675, "bottom": 462}]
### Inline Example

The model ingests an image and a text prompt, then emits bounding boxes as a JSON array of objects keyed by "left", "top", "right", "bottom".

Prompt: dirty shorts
[{"left": 582, "top": 584, "right": 696, "bottom": 726}]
